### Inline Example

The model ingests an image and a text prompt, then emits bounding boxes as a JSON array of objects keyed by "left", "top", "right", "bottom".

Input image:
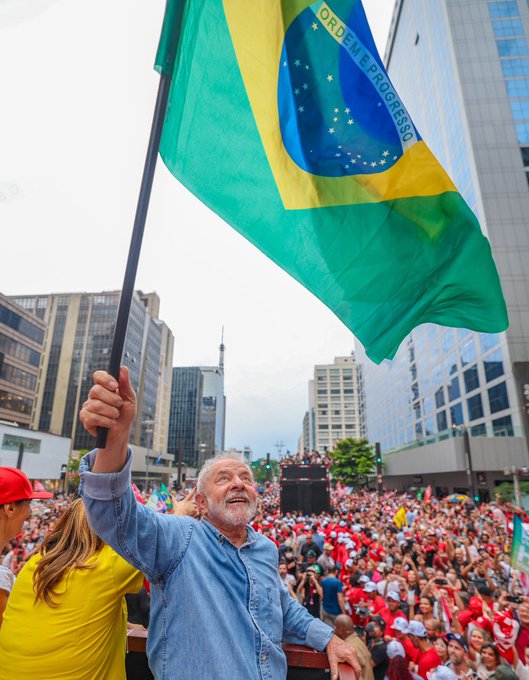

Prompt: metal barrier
[{"left": 126, "top": 630, "right": 356, "bottom": 679}]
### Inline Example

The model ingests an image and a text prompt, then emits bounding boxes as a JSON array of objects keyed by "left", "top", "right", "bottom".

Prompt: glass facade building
[
  {"left": 167, "top": 367, "right": 203, "bottom": 468},
  {"left": 168, "top": 342, "right": 226, "bottom": 470},
  {"left": 9, "top": 291, "right": 173, "bottom": 452},
  {"left": 0, "top": 294, "right": 45, "bottom": 427},
  {"left": 359, "top": 0, "right": 529, "bottom": 470}
]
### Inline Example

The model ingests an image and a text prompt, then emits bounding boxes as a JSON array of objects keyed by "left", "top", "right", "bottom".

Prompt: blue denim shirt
[{"left": 80, "top": 450, "right": 333, "bottom": 680}]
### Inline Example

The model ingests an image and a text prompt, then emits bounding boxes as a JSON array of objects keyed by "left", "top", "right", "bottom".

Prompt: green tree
[
  {"left": 329, "top": 438, "right": 376, "bottom": 487},
  {"left": 494, "top": 481, "right": 529, "bottom": 503},
  {"left": 67, "top": 450, "right": 88, "bottom": 491},
  {"left": 251, "top": 458, "right": 280, "bottom": 484}
]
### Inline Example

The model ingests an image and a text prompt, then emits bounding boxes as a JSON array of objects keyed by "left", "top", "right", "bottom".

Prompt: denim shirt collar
[{"left": 201, "top": 518, "right": 258, "bottom": 548}]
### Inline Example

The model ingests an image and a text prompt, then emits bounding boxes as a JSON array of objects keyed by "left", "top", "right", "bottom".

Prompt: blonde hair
[{"left": 33, "top": 499, "right": 103, "bottom": 607}]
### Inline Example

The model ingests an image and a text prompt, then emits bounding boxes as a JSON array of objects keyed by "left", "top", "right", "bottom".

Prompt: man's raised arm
[{"left": 79, "top": 367, "right": 136, "bottom": 472}]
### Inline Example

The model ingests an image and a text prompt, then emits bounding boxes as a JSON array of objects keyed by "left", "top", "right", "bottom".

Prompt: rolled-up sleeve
[
  {"left": 80, "top": 449, "right": 194, "bottom": 582},
  {"left": 280, "top": 582, "right": 333, "bottom": 651}
]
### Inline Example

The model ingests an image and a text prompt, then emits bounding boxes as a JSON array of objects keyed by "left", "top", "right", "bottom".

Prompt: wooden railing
[{"left": 126, "top": 630, "right": 357, "bottom": 679}]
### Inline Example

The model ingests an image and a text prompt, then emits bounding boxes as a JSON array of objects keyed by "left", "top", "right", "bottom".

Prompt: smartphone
[
  {"left": 435, "top": 578, "right": 448, "bottom": 585},
  {"left": 506, "top": 595, "right": 523, "bottom": 604}
]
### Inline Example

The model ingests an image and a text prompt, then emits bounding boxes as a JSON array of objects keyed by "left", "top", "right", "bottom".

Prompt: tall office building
[
  {"left": 0, "top": 294, "right": 46, "bottom": 427},
  {"left": 306, "top": 354, "right": 366, "bottom": 453},
  {"left": 167, "top": 367, "right": 203, "bottom": 468},
  {"left": 358, "top": 0, "right": 529, "bottom": 494},
  {"left": 9, "top": 291, "right": 174, "bottom": 456},
  {"left": 168, "top": 338, "right": 227, "bottom": 470}
]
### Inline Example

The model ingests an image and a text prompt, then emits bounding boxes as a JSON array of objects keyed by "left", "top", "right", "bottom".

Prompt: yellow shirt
[{"left": 0, "top": 545, "right": 144, "bottom": 680}]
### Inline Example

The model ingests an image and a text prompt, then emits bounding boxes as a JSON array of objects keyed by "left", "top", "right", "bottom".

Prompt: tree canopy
[{"left": 329, "top": 438, "right": 376, "bottom": 487}]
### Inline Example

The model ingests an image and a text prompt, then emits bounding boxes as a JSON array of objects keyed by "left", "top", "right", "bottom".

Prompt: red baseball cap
[{"left": 0, "top": 467, "right": 53, "bottom": 504}]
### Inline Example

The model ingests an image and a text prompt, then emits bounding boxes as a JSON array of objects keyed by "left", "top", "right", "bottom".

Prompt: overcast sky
[{"left": 1, "top": 0, "right": 395, "bottom": 458}]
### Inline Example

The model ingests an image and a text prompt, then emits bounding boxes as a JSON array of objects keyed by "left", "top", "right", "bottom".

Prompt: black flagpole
[{"left": 96, "top": 72, "right": 172, "bottom": 449}]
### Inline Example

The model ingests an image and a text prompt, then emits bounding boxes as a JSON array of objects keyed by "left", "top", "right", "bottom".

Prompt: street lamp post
[{"left": 143, "top": 418, "right": 155, "bottom": 491}]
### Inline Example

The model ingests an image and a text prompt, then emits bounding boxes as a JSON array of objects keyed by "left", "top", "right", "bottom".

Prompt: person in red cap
[{"left": 0, "top": 467, "right": 52, "bottom": 626}]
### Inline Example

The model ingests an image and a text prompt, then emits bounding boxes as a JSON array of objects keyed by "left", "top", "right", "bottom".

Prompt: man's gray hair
[{"left": 196, "top": 452, "right": 253, "bottom": 493}]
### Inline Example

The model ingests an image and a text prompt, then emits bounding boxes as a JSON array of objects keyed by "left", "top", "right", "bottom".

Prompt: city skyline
[{"left": 1, "top": 0, "right": 402, "bottom": 457}]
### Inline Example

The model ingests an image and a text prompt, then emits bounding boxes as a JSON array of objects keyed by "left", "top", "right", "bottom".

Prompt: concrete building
[
  {"left": 9, "top": 291, "right": 174, "bottom": 484},
  {"left": 0, "top": 293, "right": 46, "bottom": 427},
  {"left": 358, "top": 0, "right": 529, "bottom": 497},
  {"left": 306, "top": 353, "right": 367, "bottom": 453},
  {"left": 0, "top": 421, "right": 70, "bottom": 484}
]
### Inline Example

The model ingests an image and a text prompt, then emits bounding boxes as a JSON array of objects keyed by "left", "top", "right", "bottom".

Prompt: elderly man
[{"left": 79, "top": 368, "right": 360, "bottom": 680}]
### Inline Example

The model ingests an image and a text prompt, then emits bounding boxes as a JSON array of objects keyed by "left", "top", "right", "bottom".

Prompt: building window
[
  {"left": 448, "top": 377, "right": 461, "bottom": 402},
  {"left": 501, "top": 58, "right": 529, "bottom": 77},
  {"left": 497, "top": 38, "right": 529, "bottom": 57},
  {"left": 492, "top": 415, "right": 514, "bottom": 436},
  {"left": 484, "top": 349, "right": 504, "bottom": 382},
  {"left": 330, "top": 389, "right": 340, "bottom": 394},
  {"left": 317, "top": 389, "right": 327, "bottom": 395},
  {"left": 464, "top": 365, "right": 480, "bottom": 393},
  {"left": 437, "top": 411, "right": 447, "bottom": 431},
  {"left": 0, "top": 305, "right": 44, "bottom": 345},
  {"left": 318, "top": 424, "right": 329, "bottom": 430},
  {"left": 460, "top": 337, "right": 476, "bottom": 366},
  {"left": 0, "top": 390, "right": 33, "bottom": 415},
  {"left": 480, "top": 334, "right": 501, "bottom": 353},
  {"left": 488, "top": 1, "right": 520, "bottom": 18},
  {"left": 488, "top": 382, "right": 510, "bottom": 413},
  {"left": 467, "top": 393, "right": 484, "bottom": 421},
  {"left": 511, "top": 100, "right": 529, "bottom": 120},
  {"left": 435, "top": 387, "right": 445, "bottom": 408},
  {"left": 492, "top": 18, "right": 524, "bottom": 37},
  {"left": 516, "top": 122, "right": 529, "bottom": 143},
  {"left": 450, "top": 402, "right": 464, "bottom": 426},
  {"left": 471, "top": 423, "right": 487, "bottom": 437}
]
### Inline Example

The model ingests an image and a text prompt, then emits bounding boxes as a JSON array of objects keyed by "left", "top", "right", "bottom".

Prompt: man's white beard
[{"left": 207, "top": 496, "right": 257, "bottom": 528}]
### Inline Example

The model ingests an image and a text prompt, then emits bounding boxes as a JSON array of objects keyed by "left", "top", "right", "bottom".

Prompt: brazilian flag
[{"left": 155, "top": 0, "right": 507, "bottom": 363}]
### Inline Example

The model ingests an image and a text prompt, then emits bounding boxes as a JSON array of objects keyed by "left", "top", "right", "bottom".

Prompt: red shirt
[
  {"left": 516, "top": 626, "right": 529, "bottom": 663},
  {"left": 378, "top": 606, "right": 408, "bottom": 629},
  {"left": 417, "top": 647, "right": 442, "bottom": 679}
]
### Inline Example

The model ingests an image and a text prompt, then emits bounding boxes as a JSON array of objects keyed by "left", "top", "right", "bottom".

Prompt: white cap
[
  {"left": 405, "top": 620, "right": 427, "bottom": 637},
  {"left": 386, "top": 591, "right": 400, "bottom": 602},
  {"left": 339, "top": 520, "right": 346, "bottom": 527},
  {"left": 377, "top": 562, "right": 387, "bottom": 573},
  {"left": 358, "top": 575, "right": 370, "bottom": 584},
  {"left": 386, "top": 640, "right": 405, "bottom": 659},
  {"left": 349, "top": 550, "right": 358, "bottom": 558},
  {"left": 363, "top": 581, "right": 377, "bottom": 593},
  {"left": 427, "top": 668, "right": 457, "bottom": 680},
  {"left": 391, "top": 617, "right": 409, "bottom": 633},
  {"left": 345, "top": 559, "right": 353, "bottom": 568},
  {"left": 330, "top": 531, "right": 337, "bottom": 538}
]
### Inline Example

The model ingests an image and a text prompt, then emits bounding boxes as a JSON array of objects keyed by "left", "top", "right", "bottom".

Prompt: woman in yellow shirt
[{"left": 0, "top": 498, "right": 144, "bottom": 680}]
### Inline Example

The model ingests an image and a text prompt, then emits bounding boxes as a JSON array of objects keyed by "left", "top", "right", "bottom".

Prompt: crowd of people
[
  {"left": 281, "top": 449, "right": 333, "bottom": 466},
  {"left": 1, "top": 456, "right": 529, "bottom": 679},
  {"left": 252, "top": 483, "right": 529, "bottom": 679}
]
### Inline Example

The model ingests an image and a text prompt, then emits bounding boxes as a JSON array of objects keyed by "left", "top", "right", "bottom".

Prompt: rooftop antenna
[
  {"left": 274, "top": 440, "right": 285, "bottom": 458},
  {"left": 219, "top": 325, "right": 225, "bottom": 372}
]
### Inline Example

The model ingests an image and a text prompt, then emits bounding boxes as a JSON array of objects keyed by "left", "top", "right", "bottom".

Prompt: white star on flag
[
  {"left": 294, "top": 59, "right": 301, "bottom": 67},
  {"left": 327, "top": 74, "right": 333, "bottom": 82},
  {"left": 347, "top": 119, "right": 354, "bottom": 125},
  {"left": 345, "top": 108, "right": 351, "bottom": 114},
  {"left": 329, "top": 128, "right": 335, "bottom": 134},
  {"left": 298, "top": 106, "right": 304, "bottom": 113},
  {"left": 303, "top": 83, "right": 309, "bottom": 90},
  {"left": 351, "top": 159, "right": 357, "bottom": 164},
  {"left": 380, "top": 159, "right": 386, "bottom": 165},
  {"left": 333, "top": 117, "right": 338, "bottom": 122},
  {"left": 371, "top": 162, "right": 377, "bottom": 167},
  {"left": 334, "top": 108, "right": 339, "bottom": 113},
  {"left": 383, "top": 150, "right": 389, "bottom": 157},
  {"left": 294, "top": 88, "right": 300, "bottom": 95},
  {"left": 335, "top": 153, "right": 341, "bottom": 157},
  {"left": 312, "top": 22, "right": 318, "bottom": 30}
]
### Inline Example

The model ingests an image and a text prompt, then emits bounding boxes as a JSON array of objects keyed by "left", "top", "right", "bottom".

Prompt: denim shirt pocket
[{"left": 258, "top": 584, "right": 283, "bottom": 644}]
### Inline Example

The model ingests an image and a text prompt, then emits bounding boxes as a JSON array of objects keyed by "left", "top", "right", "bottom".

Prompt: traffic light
[
  {"left": 474, "top": 494, "right": 480, "bottom": 504},
  {"left": 265, "top": 453, "right": 272, "bottom": 481}
]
